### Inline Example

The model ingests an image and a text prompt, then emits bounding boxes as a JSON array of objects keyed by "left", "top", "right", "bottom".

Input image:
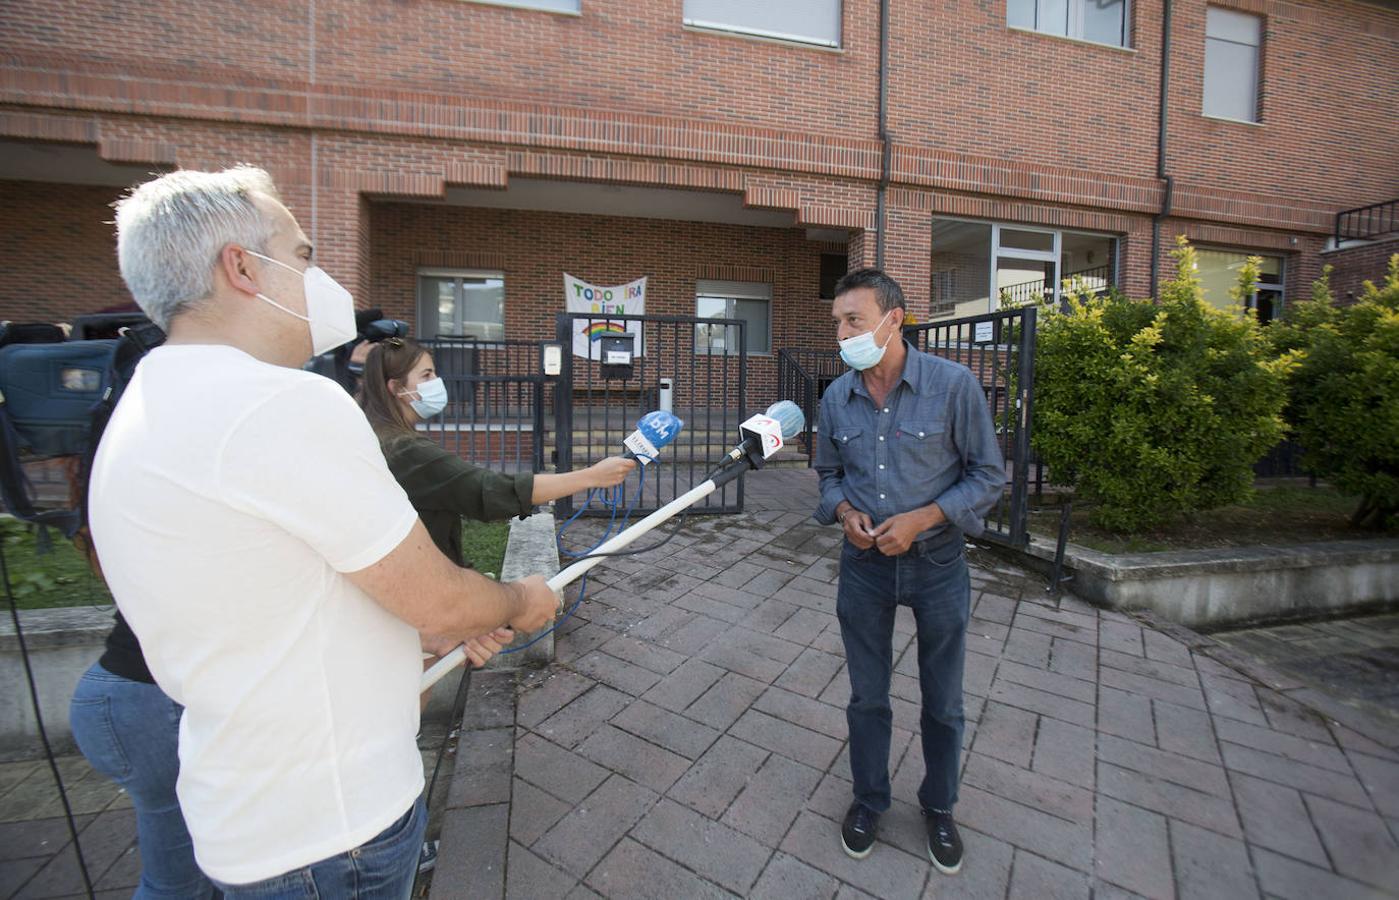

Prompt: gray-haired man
[{"left": 89, "top": 167, "right": 557, "bottom": 896}]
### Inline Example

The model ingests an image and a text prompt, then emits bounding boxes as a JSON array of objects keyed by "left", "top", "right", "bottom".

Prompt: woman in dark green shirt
[{"left": 358, "top": 337, "right": 634, "bottom": 567}]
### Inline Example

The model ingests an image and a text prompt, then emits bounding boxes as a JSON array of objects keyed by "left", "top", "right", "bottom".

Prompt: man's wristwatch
[{"left": 838, "top": 509, "right": 849, "bottom": 525}]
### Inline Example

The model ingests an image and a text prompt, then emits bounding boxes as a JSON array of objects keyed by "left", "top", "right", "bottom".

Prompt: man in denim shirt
[{"left": 815, "top": 269, "right": 1005, "bottom": 874}]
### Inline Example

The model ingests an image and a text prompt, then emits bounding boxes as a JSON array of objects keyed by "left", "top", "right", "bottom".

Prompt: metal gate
[
  {"left": 554, "top": 312, "right": 749, "bottom": 516},
  {"left": 904, "top": 307, "right": 1037, "bottom": 547},
  {"left": 418, "top": 338, "right": 548, "bottom": 473}
]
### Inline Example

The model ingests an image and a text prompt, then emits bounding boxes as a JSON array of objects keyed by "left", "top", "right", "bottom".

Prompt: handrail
[{"left": 1335, "top": 199, "right": 1399, "bottom": 244}]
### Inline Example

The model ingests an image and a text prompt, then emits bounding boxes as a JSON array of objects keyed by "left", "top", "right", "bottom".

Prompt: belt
[{"left": 910, "top": 529, "right": 963, "bottom": 557}]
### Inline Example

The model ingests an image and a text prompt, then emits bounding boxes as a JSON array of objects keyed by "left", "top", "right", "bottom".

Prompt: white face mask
[
  {"left": 247, "top": 251, "right": 357, "bottom": 357},
  {"left": 838, "top": 308, "right": 897, "bottom": 371},
  {"left": 398, "top": 377, "right": 448, "bottom": 419}
]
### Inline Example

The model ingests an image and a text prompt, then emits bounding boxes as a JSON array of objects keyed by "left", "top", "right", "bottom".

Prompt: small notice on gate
[{"left": 974, "top": 321, "right": 994, "bottom": 343}]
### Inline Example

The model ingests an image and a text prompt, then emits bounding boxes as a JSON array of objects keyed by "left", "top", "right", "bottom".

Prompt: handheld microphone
[
  {"left": 723, "top": 400, "right": 806, "bottom": 463},
  {"left": 623, "top": 410, "right": 684, "bottom": 463},
  {"left": 709, "top": 400, "right": 806, "bottom": 486},
  {"left": 421, "top": 400, "right": 788, "bottom": 693}
]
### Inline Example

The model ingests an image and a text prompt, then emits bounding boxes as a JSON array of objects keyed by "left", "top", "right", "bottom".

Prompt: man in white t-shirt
[{"left": 89, "top": 166, "right": 557, "bottom": 896}]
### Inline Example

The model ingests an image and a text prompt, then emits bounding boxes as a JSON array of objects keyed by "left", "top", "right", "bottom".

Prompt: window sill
[
  {"left": 1201, "top": 113, "right": 1264, "bottom": 127},
  {"left": 459, "top": 0, "right": 581, "bottom": 17},
  {"left": 695, "top": 351, "right": 774, "bottom": 358},
  {"left": 681, "top": 23, "right": 843, "bottom": 53},
  {"left": 1006, "top": 25, "right": 1135, "bottom": 54}
]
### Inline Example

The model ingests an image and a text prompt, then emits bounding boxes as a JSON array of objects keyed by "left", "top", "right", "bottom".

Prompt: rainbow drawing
[{"left": 584, "top": 321, "right": 627, "bottom": 341}]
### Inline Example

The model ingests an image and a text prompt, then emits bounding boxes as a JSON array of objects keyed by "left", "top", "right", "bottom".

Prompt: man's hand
[
  {"left": 419, "top": 626, "right": 515, "bottom": 669},
  {"left": 587, "top": 456, "right": 637, "bottom": 489},
  {"left": 871, "top": 503, "right": 946, "bottom": 556},
  {"left": 839, "top": 503, "right": 877, "bottom": 550},
  {"left": 462, "top": 627, "right": 515, "bottom": 668},
  {"left": 509, "top": 574, "right": 559, "bottom": 634}
]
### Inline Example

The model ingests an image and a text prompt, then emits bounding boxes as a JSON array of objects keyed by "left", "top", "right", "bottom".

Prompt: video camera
[
  {"left": 303, "top": 307, "right": 409, "bottom": 395},
  {"left": 0, "top": 308, "right": 408, "bottom": 534}
]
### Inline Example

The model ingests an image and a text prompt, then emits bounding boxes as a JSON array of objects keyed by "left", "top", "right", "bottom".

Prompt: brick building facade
[{"left": 1, "top": 0, "right": 1395, "bottom": 382}]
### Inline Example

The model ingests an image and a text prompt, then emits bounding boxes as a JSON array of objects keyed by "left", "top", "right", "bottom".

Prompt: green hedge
[
  {"left": 1031, "top": 238, "right": 1291, "bottom": 532},
  {"left": 1268, "top": 256, "right": 1399, "bottom": 529}
]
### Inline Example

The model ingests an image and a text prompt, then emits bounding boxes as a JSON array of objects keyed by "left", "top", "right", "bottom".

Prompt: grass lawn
[
  {"left": 461, "top": 519, "right": 511, "bottom": 577},
  {"left": 3, "top": 516, "right": 515, "bottom": 611},
  {"left": 1027, "top": 485, "right": 1395, "bottom": 554},
  {"left": 2, "top": 518, "right": 113, "bottom": 610}
]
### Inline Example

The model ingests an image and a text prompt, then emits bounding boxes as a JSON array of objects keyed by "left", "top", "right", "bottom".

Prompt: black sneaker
[
  {"left": 841, "top": 802, "right": 880, "bottom": 859},
  {"left": 924, "top": 810, "right": 963, "bottom": 874}
]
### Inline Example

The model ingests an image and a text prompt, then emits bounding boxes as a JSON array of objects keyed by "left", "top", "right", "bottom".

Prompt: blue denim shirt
[{"left": 814, "top": 342, "right": 1006, "bottom": 539}]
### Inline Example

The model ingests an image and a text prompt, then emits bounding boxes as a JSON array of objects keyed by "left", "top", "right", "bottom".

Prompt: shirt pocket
[
  {"left": 830, "top": 425, "right": 870, "bottom": 477},
  {"left": 893, "top": 418, "right": 950, "bottom": 473}
]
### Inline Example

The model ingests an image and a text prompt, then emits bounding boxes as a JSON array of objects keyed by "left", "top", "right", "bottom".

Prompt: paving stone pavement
[
  {"left": 1211, "top": 613, "right": 1399, "bottom": 729},
  {"left": 5, "top": 469, "right": 1398, "bottom": 899},
  {"left": 436, "top": 469, "right": 1399, "bottom": 900}
]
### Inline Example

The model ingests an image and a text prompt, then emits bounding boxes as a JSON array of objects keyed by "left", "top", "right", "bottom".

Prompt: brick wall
[
  {"left": 4, "top": 0, "right": 1392, "bottom": 232},
  {"left": 369, "top": 202, "right": 843, "bottom": 404},
  {"left": 0, "top": 179, "right": 130, "bottom": 322},
  {"left": 1324, "top": 238, "right": 1399, "bottom": 304},
  {"left": 1164, "top": 1, "right": 1399, "bottom": 212},
  {"left": 1, "top": 0, "right": 1395, "bottom": 353}
]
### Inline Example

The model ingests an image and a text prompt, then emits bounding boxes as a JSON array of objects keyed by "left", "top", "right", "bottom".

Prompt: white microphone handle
[{"left": 420, "top": 479, "right": 718, "bottom": 692}]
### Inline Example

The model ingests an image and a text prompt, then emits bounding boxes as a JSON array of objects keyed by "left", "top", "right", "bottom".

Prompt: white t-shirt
[{"left": 89, "top": 344, "right": 424, "bottom": 885}]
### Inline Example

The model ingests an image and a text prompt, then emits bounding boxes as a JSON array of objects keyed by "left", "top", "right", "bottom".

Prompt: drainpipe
[
  {"left": 1150, "top": 0, "right": 1174, "bottom": 296},
  {"left": 875, "top": 0, "right": 890, "bottom": 269}
]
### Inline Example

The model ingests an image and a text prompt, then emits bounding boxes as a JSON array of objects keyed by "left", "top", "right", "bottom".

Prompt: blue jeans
[
  {"left": 836, "top": 536, "right": 970, "bottom": 814},
  {"left": 210, "top": 796, "right": 426, "bottom": 899},
  {"left": 69, "top": 662, "right": 214, "bottom": 899}
]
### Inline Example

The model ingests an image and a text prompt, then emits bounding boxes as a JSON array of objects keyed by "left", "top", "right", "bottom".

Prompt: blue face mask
[
  {"left": 399, "top": 377, "right": 448, "bottom": 419},
  {"left": 838, "top": 309, "right": 896, "bottom": 371}
]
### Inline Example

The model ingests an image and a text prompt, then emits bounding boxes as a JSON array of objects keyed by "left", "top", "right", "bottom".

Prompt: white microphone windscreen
[{"left": 764, "top": 400, "right": 807, "bottom": 439}]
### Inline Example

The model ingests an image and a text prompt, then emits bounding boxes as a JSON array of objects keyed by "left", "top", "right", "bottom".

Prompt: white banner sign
[{"left": 565, "top": 273, "right": 647, "bottom": 360}]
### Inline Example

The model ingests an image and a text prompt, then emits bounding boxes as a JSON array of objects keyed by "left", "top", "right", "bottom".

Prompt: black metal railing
[
  {"left": 1335, "top": 199, "right": 1399, "bottom": 244},
  {"left": 417, "top": 338, "right": 548, "bottom": 473},
  {"left": 904, "top": 307, "right": 1038, "bottom": 547},
  {"left": 554, "top": 312, "right": 748, "bottom": 516},
  {"left": 1253, "top": 438, "right": 1314, "bottom": 481},
  {"left": 776, "top": 348, "right": 846, "bottom": 463}
]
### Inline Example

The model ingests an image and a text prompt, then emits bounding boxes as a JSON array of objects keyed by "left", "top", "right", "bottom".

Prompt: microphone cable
[{"left": 510, "top": 454, "right": 700, "bottom": 657}]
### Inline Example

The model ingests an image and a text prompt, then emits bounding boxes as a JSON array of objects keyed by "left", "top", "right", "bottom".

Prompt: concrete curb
[
  {"left": 429, "top": 510, "right": 557, "bottom": 899},
  {"left": 489, "top": 510, "right": 561, "bottom": 670},
  {"left": 1008, "top": 534, "right": 1399, "bottom": 629}
]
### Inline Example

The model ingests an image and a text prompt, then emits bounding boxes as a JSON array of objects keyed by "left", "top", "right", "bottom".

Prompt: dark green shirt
[{"left": 377, "top": 431, "right": 535, "bottom": 567}]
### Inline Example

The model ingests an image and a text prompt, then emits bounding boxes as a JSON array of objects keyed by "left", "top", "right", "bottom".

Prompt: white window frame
[
  {"left": 464, "top": 0, "right": 581, "bottom": 15},
  {"left": 930, "top": 217, "right": 1120, "bottom": 314},
  {"left": 1202, "top": 7, "right": 1263, "bottom": 123},
  {"left": 683, "top": 0, "right": 842, "bottom": 48},
  {"left": 1008, "top": 0, "right": 1132, "bottom": 49},
  {"left": 417, "top": 268, "right": 506, "bottom": 340},
  {"left": 695, "top": 280, "right": 773, "bottom": 356},
  {"left": 992, "top": 224, "right": 1060, "bottom": 311}
]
